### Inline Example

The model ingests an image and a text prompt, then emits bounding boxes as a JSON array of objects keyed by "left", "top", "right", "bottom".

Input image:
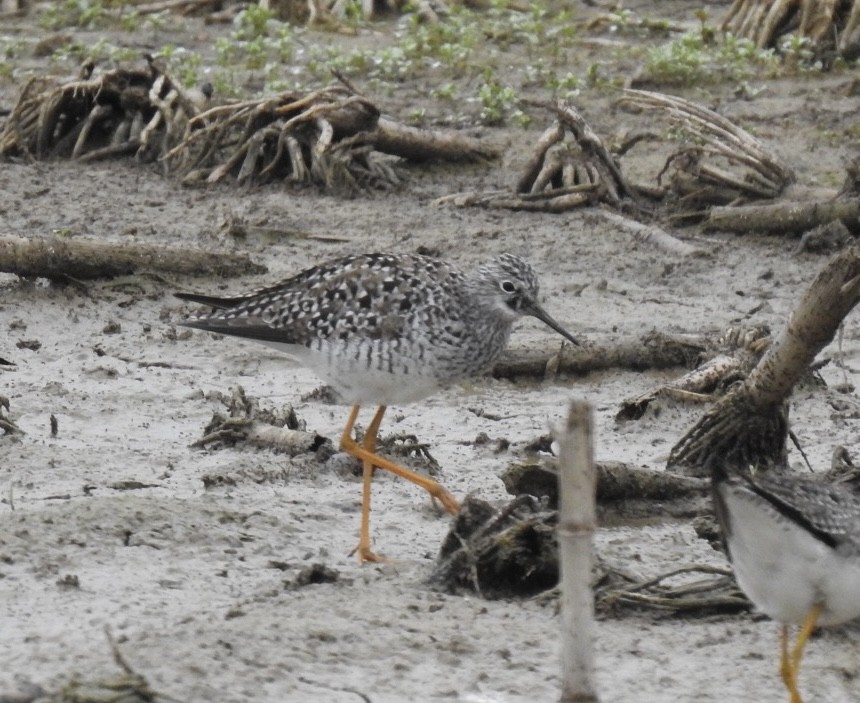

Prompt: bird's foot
[
  {"left": 430, "top": 486, "right": 460, "bottom": 515},
  {"left": 350, "top": 543, "right": 388, "bottom": 564}
]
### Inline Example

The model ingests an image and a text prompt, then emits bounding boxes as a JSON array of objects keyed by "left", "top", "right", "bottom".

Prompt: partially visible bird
[
  {"left": 713, "top": 468, "right": 860, "bottom": 703},
  {"left": 177, "top": 252, "right": 580, "bottom": 561}
]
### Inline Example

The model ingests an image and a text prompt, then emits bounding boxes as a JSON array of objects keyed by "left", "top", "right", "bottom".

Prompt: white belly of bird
[
  {"left": 258, "top": 340, "right": 448, "bottom": 405},
  {"left": 721, "top": 486, "right": 860, "bottom": 627}
]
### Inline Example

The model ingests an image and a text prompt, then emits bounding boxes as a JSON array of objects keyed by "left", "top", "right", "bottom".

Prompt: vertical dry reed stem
[{"left": 557, "top": 400, "right": 599, "bottom": 703}]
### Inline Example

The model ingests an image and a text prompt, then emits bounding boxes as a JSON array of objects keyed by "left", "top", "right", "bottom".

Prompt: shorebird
[
  {"left": 713, "top": 467, "right": 860, "bottom": 703},
  {"left": 177, "top": 252, "right": 579, "bottom": 562}
]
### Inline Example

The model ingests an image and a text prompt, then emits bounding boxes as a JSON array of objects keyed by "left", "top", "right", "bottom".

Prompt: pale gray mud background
[{"left": 2, "top": 2, "right": 860, "bottom": 702}]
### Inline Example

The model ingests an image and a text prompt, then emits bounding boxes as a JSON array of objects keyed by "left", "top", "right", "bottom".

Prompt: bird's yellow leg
[
  {"left": 340, "top": 406, "right": 460, "bottom": 515},
  {"left": 339, "top": 404, "right": 460, "bottom": 563},
  {"left": 780, "top": 625, "right": 800, "bottom": 703},
  {"left": 779, "top": 604, "right": 823, "bottom": 703},
  {"left": 348, "top": 405, "right": 387, "bottom": 563}
]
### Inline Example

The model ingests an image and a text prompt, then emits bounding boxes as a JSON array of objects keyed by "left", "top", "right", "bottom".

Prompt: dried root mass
[
  {"left": 437, "top": 99, "right": 637, "bottom": 212},
  {"left": 1, "top": 59, "right": 493, "bottom": 193},
  {"left": 620, "top": 89, "right": 795, "bottom": 217},
  {"left": 722, "top": 0, "right": 860, "bottom": 57},
  {"left": 168, "top": 85, "right": 401, "bottom": 190},
  {"left": 0, "top": 58, "right": 205, "bottom": 164}
]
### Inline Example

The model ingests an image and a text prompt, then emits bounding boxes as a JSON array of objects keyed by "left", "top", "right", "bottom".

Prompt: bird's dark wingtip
[{"left": 175, "top": 292, "right": 236, "bottom": 310}]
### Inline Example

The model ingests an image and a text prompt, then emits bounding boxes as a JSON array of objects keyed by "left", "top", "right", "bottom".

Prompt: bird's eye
[{"left": 500, "top": 280, "right": 516, "bottom": 294}]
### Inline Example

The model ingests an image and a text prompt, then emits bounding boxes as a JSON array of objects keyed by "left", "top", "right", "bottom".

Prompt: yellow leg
[
  {"left": 339, "top": 404, "right": 460, "bottom": 563},
  {"left": 353, "top": 405, "right": 387, "bottom": 563},
  {"left": 779, "top": 604, "right": 824, "bottom": 703},
  {"left": 780, "top": 625, "right": 799, "bottom": 703}
]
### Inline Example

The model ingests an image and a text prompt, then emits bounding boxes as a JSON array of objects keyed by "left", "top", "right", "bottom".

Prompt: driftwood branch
[
  {"left": 595, "top": 564, "right": 749, "bottom": 616},
  {"left": 191, "top": 385, "right": 328, "bottom": 455},
  {"left": 669, "top": 246, "right": 860, "bottom": 474},
  {"left": 0, "top": 235, "right": 266, "bottom": 280}
]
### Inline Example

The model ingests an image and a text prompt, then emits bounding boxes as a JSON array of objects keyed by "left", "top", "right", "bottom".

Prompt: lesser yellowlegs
[
  {"left": 177, "top": 252, "right": 580, "bottom": 562},
  {"left": 713, "top": 468, "right": 860, "bottom": 703}
]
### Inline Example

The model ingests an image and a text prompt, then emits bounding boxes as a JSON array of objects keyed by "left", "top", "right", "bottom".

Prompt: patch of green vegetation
[
  {"left": 234, "top": 5, "right": 276, "bottom": 40},
  {"left": 778, "top": 34, "right": 825, "bottom": 73},
  {"left": 477, "top": 77, "right": 516, "bottom": 125},
  {"left": 209, "top": 9, "right": 297, "bottom": 90},
  {"left": 38, "top": 0, "right": 111, "bottom": 30},
  {"left": 50, "top": 37, "right": 137, "bottom": 66},
  {"left": 645, "top": 27, "right": 780, "bottom": 86},
  {"left": 476, "top": 73, "right": 530, "bottom": 127},
  {"left": 304, "top": 0, "right": 579, "bottom": 124},
  {"left": 430, "top": 82, "right": 457, "bottom": 102},
  {"left": 157, "top": 45, "right": 203, "bottom": 87},
  {"left": 0, "top": 35, "right": 27, "bottom": 81}
]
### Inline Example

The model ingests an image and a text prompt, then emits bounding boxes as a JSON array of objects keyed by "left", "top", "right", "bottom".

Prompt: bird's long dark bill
[{"left": 525, "top": 300, "right": 580, "bottom": 346}]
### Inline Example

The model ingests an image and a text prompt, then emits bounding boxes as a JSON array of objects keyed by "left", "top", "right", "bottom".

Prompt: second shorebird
[
  {"left": 713, "top": 468, "right": 860, "bottom": 703},
  {"left": 177, "top": 251, "right": 579, "bottom": 562}
]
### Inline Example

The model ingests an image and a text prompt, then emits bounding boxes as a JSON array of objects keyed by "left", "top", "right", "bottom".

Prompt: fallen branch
[
  {"left": 191, "top": 385, "right": 328, "bottom": 455},
  {"left": 595, "top": 564, "right": 749, "bottom": 616},
  {"left": 703, "top": 195, "right": 860, "bottom": 236},
  {"left": 0, "top": 235, "right": 266, "bottom": 280},
  {"left": 492, "top": 331, "right": 706, "bottom": 380},
  {"left": 501, "top": 459, "right": 709, "bottom": 518}
]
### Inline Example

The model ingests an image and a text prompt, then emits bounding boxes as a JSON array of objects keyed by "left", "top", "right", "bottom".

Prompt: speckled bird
[
  {"left": 713, "top": 469, "right": 860, "bottom": 703},
  {"left": 177, "top": 252, "right": 580, "bottom": 561}
]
